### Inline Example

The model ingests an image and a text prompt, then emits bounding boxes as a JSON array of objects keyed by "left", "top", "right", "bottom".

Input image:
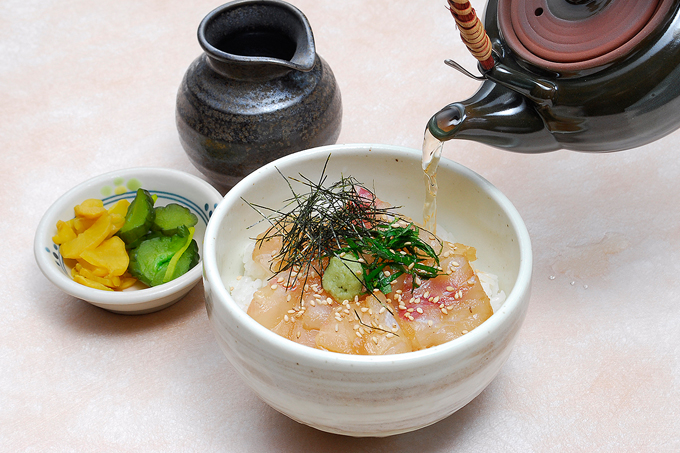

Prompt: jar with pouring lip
[{"left": 176, "top": 0, "right": 343, "bottom": 192}]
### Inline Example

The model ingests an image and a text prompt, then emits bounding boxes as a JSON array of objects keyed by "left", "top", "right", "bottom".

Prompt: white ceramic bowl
[
  {"left": 203, "top": 144, "right": 532, "bottom": 436},
  {"left": 35, "top": 167, "right": 223, "bottom": 314}
]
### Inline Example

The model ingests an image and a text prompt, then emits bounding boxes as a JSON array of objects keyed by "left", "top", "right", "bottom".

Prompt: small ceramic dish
[
  {"left": 202, "top": 144, "right": 532, "bottom": 436},
  {"left": 35, "top": 167, "right": 223, "bottom": 314}
]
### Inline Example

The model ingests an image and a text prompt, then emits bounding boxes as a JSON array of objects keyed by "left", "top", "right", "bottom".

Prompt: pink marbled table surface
[{"left": 2, "top": 0, "right": 679, "bottom": 451}]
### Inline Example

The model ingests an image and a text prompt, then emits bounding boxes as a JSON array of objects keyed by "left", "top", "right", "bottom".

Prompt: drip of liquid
[{"left": 422, "top": 129, "right": 444, "bottom": 233}]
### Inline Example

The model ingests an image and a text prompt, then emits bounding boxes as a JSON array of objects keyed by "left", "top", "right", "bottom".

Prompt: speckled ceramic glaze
[
  {"left": 176, "top": 0, "right": 342, "bottom": 192},
  {"left": 202, "top": 144, "right": 533, "bottom": 436}
]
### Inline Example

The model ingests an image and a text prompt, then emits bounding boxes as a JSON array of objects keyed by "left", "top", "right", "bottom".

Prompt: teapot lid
[{"left": 498, "top": 0, "right": 675, "bottom": 72}]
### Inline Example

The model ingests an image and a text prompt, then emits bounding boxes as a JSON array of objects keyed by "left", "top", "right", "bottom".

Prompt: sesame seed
[
  {"left": 408, "top": 263, "right": 414, "bottom": 270},
  {"left": 361, "top": 307, "right": 369, "bottom": 313},
  {"left": 423, "top": 291, "right": 430, "bottom": 298},
  {"left": 372, "top": 337, "right": 379, "bottom": 345},
  {"left": 383, "top": 270, "right": 391, "bottom": 277},
  {"left": 335, "top": 323, "right": 339, "bottom": 332},
  {"left": 441, "top": 308, "right": 449, "bottom": 314},
  {"left": 310, "top": 300, "right": 316, "bottom": 307},
  {"left": 355, "top": 331, "right": 362, "bottom": 338},
  {"left": 451, "top": 261, "right": 460, "bottom": 267},
  {"left": 386, "top": 333, "right": 395, "bottom": 338},
  {"left": 284, "top": 315, "right": 290, "bottom": 322},
  {"left": 446, "top": 286, "right": 455, "bottom": 292},
  {"left": 462, "top": 330, "right": 469, "bottom": 334},
  {"left": 379, "top": 307, "right": 386, "bottom": 314},
  {"left": 373, "top": 288, "right": 380, "bottom": 293},
  {"left": 407, "top": 308, "right": 414, "bottom": 313},
  {"left": 427, "top": 320, "right": 433, "bottom": 327},
  {"left": 296, "top": 331, "right": 301, "bottom": 339},
  {"left": 236, "top": 275, "right": 242, "bottom": 280},
  {"left": 277, "top": 277, "right": 284, "bottom": 283},
  {"left": 229, "top": 286, "right": 234, "bottom": 291},
  {"left": 433, "top": 296, "right": 440, "bottom": 303},
  {"left": 286, "top": 295, "right": 291, "bottom": 301},
  {"left": 353, "top": 324, "right": 360, "bottom": 330},
  {"left": 415, "top": 277, "right": 422, "bottom": 285},
  {"left": 288, "top": 309, "right": 296, "bottom": 314},
  {"left": 416, "top": 307, "right": 424, "bottom": 314}
]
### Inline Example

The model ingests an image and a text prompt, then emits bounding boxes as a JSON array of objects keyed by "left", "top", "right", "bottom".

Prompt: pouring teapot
[{"left": 427, "top": 0, "right": 680, "bottom": 153}]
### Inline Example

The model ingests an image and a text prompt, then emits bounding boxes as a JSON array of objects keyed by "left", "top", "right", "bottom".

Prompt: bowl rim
[
  {"left": 34, "top": 166, "right": 223, "bottom": 307},
  {"left": 203, "top": 144, "right": 532, "bottom": 367}
]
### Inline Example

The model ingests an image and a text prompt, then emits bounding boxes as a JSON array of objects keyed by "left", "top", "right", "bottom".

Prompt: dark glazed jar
[{"left": 176, "top": 0, "right": 342, "bottom": 192}]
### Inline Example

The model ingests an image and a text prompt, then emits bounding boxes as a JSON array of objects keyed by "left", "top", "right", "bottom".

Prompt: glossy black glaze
[
  {"left": 428, "top": 0, "right": 680, "bottom": 153},
  {"left": 176, "top": 0, "right": 342, "bottom": 191}
]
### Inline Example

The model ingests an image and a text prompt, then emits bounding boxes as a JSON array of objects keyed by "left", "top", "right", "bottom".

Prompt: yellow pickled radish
[
  {"left": 79, "top": 236, "right": 129, "bottom": 277},
  {"left": 117, "top": 276, "right": 138, "bottom": 290},
  {"left": 73, "top": 198, "right": 107, "bottom": 219},
  {"left": 52, "top": 220, "right": 77, "bottom": 245},
  {"left": 73, "top": 273, "right": 113, "bottom": 291},
  {"left": 105, "top": 213, "right": 126, "bottom": 240},
  {"left": 60, "top": 213, "right": 113, "bottom": 259},
  {"left": 107, "top": 199, "right": 130, "bottom": 217},
  {"left": 69, "top": 216, "right": 96, "bottom": 234},
  {"left": 74, "top": 265, "right": 118, "bottom": 287},
  {"left": 57, "top": 196, "right": 140, "bottom": 290}
]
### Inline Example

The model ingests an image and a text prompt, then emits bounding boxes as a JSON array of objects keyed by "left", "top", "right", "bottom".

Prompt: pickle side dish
[{"left": 52, "top": 189, "right": 199, "bottom": 291}]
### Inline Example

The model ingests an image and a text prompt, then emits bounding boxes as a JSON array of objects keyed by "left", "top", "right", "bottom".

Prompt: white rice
[{"left": 229, "top": 241, "right": 267, "bottom": 311}]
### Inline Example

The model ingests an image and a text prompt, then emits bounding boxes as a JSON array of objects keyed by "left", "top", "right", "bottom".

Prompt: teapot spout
[{"left": 428, "top": 80, "right": 560, "bottom": 153}]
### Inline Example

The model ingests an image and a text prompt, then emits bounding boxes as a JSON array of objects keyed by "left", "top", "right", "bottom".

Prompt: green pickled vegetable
[
  {"left": 152, "top": 203, "right": 198, "bottom": 236},
  {"left": 117, "top": 189, "right": 155, "bottom": 246},
  {"left": 128, "top": 226, "right": 199, "bottom": 287}
]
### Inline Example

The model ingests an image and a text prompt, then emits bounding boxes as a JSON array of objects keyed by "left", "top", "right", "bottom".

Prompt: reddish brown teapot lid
[{"left": 498, "top": 0, "right": 675, "bottom": 72}]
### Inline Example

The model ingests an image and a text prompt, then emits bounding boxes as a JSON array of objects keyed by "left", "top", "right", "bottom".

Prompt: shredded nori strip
[{"left": 244, "top": 155, "right": 444, "bottom": 303}]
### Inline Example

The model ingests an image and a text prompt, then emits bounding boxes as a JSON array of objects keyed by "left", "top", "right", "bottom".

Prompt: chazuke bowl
[{"left": 202, "top": 144, "right": 532, "bottom": 436}]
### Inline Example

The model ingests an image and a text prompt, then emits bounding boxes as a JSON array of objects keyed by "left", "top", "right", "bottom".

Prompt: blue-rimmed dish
[{"left": 34, "top": 167, "right": 223, "bottom": 314}]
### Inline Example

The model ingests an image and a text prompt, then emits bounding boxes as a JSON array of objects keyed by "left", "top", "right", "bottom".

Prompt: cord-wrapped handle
[{"left": 447, "top": 0, "right": 495, "bottom": 70}]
